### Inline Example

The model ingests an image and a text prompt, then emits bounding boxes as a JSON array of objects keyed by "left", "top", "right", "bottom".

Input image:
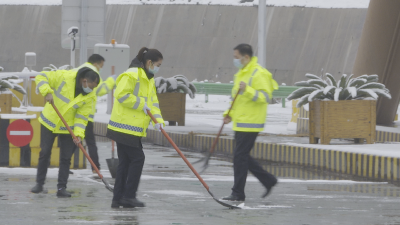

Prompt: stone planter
[
  {"left": 157, "top": 92, "right": 186, "bottom": 126},
  {"left": 309, "top": 100, "right": 376, "bottom": 144}
]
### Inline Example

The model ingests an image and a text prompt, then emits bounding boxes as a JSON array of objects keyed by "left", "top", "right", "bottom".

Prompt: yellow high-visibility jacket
[
  {"left": 73, "top": 62, "right": 116, "bottom": 122},
  {"left": 224, "top": 56, "right": 279, "bottom": 132},
  {"left": 108, "top": 67, "right": 164, "bottom": 137},
  {"left": 35, "top": 65, "right": 98, "bottom": 139}
]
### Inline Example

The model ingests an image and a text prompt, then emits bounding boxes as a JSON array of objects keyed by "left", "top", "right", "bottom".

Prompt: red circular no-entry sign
[{"left": 6, "top": 119, "right": 34, "bottom": 147}]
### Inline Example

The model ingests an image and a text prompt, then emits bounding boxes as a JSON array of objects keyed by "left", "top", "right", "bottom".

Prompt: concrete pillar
[{"left": 352, "top": 0, "right": 400, "bottom": 125}]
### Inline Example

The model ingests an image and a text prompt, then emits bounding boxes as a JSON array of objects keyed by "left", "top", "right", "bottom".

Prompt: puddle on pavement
[
  {"left": 93, "top": 137, "right": 400, "bottom": 197},
  {"left": 112, "top": 215, "right": 139, "bottom": 222},
  {"left": 59, "top": 215, "right": 97, "bottom": 221}
]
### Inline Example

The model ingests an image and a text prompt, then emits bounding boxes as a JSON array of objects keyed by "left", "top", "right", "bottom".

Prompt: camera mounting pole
[{"left": 68, "top": 27, "right": 78, "bottom": 68}]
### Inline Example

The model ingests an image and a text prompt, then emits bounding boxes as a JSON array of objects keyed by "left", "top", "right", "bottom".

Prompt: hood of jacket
[{"left": 129, "top": 57, "right": 154, "bottom": 80}]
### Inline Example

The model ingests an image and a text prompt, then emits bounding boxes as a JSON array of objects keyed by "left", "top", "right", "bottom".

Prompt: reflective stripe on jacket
[
  {"left": 108, "top": 67, "right": 164, "bottom": 137},
  {"left": 224, "top": 56, "right": 278, "bottom": 132},
  {"left": 35, "top": 65, "right": 98, "bottom": 138}
]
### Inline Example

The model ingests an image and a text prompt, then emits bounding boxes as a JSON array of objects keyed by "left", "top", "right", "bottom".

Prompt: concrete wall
[{"left": 0, "top": 5, "right": 367, "bottom": 85}]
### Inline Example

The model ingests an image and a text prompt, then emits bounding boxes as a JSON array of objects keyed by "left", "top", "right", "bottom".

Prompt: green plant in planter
[
  {"left": 155, "top": 75, "right": 197, "bottom": 99},
  {"left": 0, "top": 74, "right": 27, "bottom": 107},
  {"left": 42, "top": 64, "right": 73, "bottom": 71},
  {"left": 287, "top": 73, "right": 392, "bottom": 108},
  {"left": 0, "top": 75, "right": 26, "bottom": 95}
]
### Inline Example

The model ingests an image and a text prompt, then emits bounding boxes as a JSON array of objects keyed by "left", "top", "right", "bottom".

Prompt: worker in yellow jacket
[
  {"left": 31, "top": 60, "right": 101, "bottom": 197},
  {"left": 73, "top": 54, "right": 116, "bottom": 173},
  {"left": 222, "top": 44, "right": 279, "bottom": 202},
  {"left": 107, "top": 47, "right": 165, "bottom": 208}
]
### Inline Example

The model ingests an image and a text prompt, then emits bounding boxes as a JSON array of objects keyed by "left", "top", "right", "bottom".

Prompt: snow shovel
[
  {"left": 106, "top": 140, "right": 119, "bottom": 178},
  {"left": 51, "top": 102, "right": 113, "bottom": 192},
  {"left": 193, "top": 91, "right": 240, "bottom": 173},
  {"left": 147, "top": 110, "right": 240, "bottom": 209}
]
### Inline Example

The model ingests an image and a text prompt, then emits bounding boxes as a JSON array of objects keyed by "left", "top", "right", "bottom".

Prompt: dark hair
[
  {"left": 83, "top": 70, "right": 100, "bottom": 84},
  {"left": 88, "top": 54, "right": 105, "bottom": 64},
  {"left": 234, "top": 44, "right": 253, "bottom": 57},
  {"left": 137, "top": 47, "right": 163, "bottom": 64}
]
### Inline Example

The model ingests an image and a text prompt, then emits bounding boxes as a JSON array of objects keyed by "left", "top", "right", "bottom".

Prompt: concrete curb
[{"left": 94, "top": 122, "right": 400, "bottom": 183}]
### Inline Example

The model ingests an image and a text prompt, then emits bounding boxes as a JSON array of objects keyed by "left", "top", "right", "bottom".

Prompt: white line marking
[{"left": 10, "top": 131, "right": 31, "bottom": 135}]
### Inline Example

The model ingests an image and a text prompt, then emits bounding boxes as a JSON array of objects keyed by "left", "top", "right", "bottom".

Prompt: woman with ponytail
[{"left": 107, "top": 47, "right": 165, "bottom": 208}]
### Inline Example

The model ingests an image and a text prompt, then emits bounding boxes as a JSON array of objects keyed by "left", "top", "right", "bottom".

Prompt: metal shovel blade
[
  {"left": 102, "top": 178, "right": 114, "bottom": 192},
  {"left": 207, "top": 190, "right": 241, "bottom": 209},
  {"left": 106, "top": 158, "right": 119, "bottom": 179}
]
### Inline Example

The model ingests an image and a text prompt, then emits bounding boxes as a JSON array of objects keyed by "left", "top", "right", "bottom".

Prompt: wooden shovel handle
[
  {"left": 51, "top": 102, "right": 103, "bottom": 179},
  {"left": 208, "top": 91, "right": 240, "bottom": 154},
  {"left": 147, "top": 110, "right": 210, "bottom": 191}
]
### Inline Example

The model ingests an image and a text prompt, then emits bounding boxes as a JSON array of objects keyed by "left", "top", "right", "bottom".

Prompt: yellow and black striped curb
[
  {"left": 0, "top": 117, "right": 86, "bottom": 169},
  {"left": 94, "top": 122, "right": 400, "bottom": 182}
]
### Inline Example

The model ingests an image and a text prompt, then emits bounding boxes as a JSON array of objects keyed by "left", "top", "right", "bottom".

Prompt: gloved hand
[
  {"left": 143, "top": 103, "right": 151, "bottom": 115},
  {"left": 155, "top": 123, "right": 163, "bottom": 132}
]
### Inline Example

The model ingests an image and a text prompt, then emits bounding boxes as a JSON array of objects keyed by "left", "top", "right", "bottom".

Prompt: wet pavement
[{"left": 1, "top": 138, "right": 400, "bottom": 225}]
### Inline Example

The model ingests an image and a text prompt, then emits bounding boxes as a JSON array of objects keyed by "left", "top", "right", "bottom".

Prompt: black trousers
[
  {"left": 112, "top": 142, "right": 145, "bottom": 201},
  {"left": 85, "top": 121, "right": 100, "bottom": 170},
  {"left": 36, "top": 125, "right": 76, "bottom": 188},
  {"left": 231, "top": 131, "right": 277, "bottom": 199}
]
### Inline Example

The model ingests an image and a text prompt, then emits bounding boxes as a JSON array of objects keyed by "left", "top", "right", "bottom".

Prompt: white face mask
[
  {"left": 233, "top": 58, "right": 243, "bottom": 69},
  {"left": 82, "top": 81, "right": 93, "bottom": 93},
  {"left": 148, "top": 62, "right": 160, "bottom": 74}
]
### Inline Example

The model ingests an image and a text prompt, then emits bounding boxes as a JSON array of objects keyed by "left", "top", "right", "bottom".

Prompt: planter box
[
  {"left": 157, "top": 93, "right": 186, "bottom": 126},
  {"left": 0, "top": 93, "right": 12, "bottom": 114},
  {"left": 309, "top": 100, "right": 376, "bottom": 144}
]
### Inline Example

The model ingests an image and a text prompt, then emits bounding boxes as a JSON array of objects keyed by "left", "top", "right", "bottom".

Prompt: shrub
[
  {"left": 155, "top": 75, "right": 197, "bottom": 99},
  {"left": 287, "top": 73, "right": 391, "bottom": 108}
]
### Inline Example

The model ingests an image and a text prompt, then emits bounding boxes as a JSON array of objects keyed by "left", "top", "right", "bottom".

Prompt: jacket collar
[
  {"left": 129, "top": 57, "right": 154, "bottom": 80},
  {"left": 239, "top": 56, "right": 258, "bottom": 73}
]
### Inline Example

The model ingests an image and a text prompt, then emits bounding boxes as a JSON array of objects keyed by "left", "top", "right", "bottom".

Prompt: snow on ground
[
  {"left": 95, "top": 93, "right": 400, "bottom": 158},
  {"left": 146, "top": 190, "right": 203, "bottom": 196},
  {"left": 0, "top": 0, "right": 371, "bottom": 8},
  {"left": 95, "top": 94, "right": 295, "bottom": 135},
  {"left": 287, "top": 142, "right": 400, "bottom": 158},
  {"left": 0, "top": 167, "right": 384, "bottom": 185}
]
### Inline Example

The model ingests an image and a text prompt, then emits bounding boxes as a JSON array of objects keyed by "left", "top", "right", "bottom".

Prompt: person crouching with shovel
[
  {"left": 107, "top": 47, "right": 165, "bottom": 208},
  {"left": 31, "top": 63, "right": 100, "bottom": 197}
]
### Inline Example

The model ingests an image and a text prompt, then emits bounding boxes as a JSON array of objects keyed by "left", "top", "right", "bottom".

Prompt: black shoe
[
  {"left": 111, "top": 201, "right": 123, "bottom": 208},
  {"left": 262, "top": 179, "right": 278, "bottom": 198},
  {"left": 57, "top": 187, "right": 72, "bottom": 198},
  {"left": 221, "top": 195, "right": 245, "bottom": 201},
  {"left": 31, "top": 184, "right": 43, "bottom": 193},
  {"left": 69, "top": 171, "right": 74, "bottom": 175},
  {"left": 119, "top": 197, "right": 145, "bottom": 208}
]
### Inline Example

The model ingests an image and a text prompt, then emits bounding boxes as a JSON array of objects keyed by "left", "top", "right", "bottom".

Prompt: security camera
[{"left": 67, "top": 26, "right": 79, "bottom": 37}]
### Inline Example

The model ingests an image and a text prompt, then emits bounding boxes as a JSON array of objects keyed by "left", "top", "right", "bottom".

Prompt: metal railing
[{"left": 192, "top": 82, "right": 299, "bottom": 108}]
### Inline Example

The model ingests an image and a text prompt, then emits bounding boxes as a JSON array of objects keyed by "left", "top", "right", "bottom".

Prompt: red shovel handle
[
  {"left": 51, "top": 102, "right": 104, "bottom": 179},
  {"left": 147, "top": 110, "right": 210, "bottom": 191}
]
